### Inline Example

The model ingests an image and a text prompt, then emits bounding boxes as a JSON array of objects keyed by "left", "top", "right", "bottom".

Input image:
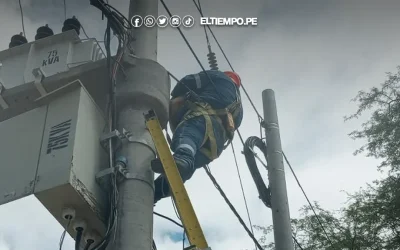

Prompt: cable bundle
[{"left": 88, "top": 1, "right": 132, "bottom": 249}]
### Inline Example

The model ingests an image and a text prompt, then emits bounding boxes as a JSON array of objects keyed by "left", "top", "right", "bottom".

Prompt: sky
[{"left": 0, "top": 0, "right": 399, "bottom": 249}]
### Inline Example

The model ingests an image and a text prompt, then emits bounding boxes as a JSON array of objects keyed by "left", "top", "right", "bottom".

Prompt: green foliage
[
  {"left": 344, "top": 66, "right": 400, "bottom": 173},
  {"left": 252, "top": 66, "right": 400, "bottom": 249},
  {"left": 254, "top": 176, "right": 400, "bottom": 249}
]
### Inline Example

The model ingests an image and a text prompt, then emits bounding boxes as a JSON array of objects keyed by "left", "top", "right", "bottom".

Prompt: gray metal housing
[{"left": 0, "top": 85, "right": 109, "bottom": 240}]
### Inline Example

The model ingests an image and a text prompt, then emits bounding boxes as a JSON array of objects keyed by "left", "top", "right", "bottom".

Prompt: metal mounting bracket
[
  {"left": 95, "top": 156, "right": 152, "bottom": 190},
  {"left": 32, "top": 68, "right": 47, "bottom": 96},
  {"left": 99, "top": 128, "right": 130, "bottom": 151},
  {"left": 0, "top": 81, "right": 9, "bottom": 109},
  {"left": 95, "top": 160, "right": 127, "bottom": 190}
]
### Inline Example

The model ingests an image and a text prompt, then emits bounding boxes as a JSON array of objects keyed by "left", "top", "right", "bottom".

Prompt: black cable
[
  {"left": 190, "top": 0, "right": 264, "bottom": 121},
  {"left": 63, "top": 0, "right": 67, "bottom": 20},
  {"left": 158, "top": 3, "right": 264, "bottom": 248},
  {"left": 84, "top": 240, "right": 94, "bottom": 250},
  {"left": 231, "top": 143, "right": 255, "bottom": 233},
  {"left": 196, "top": 0, "right": 210, "bottom": 47},
  {"left": 152, "top": 239, "right": 158, "bottom": 250},
  {"left": 18, "top": 0, "right": 26, "bottom": 38},
  {"left": 203, "top": 166, "right": 264, "bottom": 250},
  {"left": 154, "top": 211, "right": 183, "bottom": 228},
  {"left": 182, "top": 230, "right": 186, "bottom": 249},
  {"left": 59, "top": 215, "right": 72, "bottom": 250},
  {"left": 159, "top": 0, "right": 222, "bottom": 99},
  {"left": 292, "top": 235, "right": 305, "bottom": 250},
  {"left": 283, "top": 152, "right": 334, "bottom": 247},
  {"left": 75, "top": 227, "right": 84, "bottom": 250},
  {"left": 243, "top": 136, "right": 271, "bottom": 208}
]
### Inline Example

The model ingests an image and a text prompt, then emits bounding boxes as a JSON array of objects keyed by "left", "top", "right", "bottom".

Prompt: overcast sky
[{"left": 0, "top": 0, "right": 399, "bottom": 249}]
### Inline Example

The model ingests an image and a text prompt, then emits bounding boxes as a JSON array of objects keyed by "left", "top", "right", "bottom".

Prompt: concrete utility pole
[
  {"left": 262, "top": 89, "right": 294, "bottom": 250},
  {"left": 111, "top": 0, "right": 170, "bottom": 249}
]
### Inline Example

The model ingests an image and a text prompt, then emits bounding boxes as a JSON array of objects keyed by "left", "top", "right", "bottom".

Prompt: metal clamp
[
  {"left": 95, "top": 156, "right": 154, "bottom": 190},
  {"left": 32, "top": 68, "right": 47, "bottom": 96},
  {"left": 0, "top": 81, "right": 9, "bottom": 109},
  {"left": 100, "top": 128, "right": 156, "bottom": 156},
  {"left": 99, "top": 129, "right": 129, "bottom": 151},
  {"left": 95, "top": 156, "right": 128, "bottom": 189}
]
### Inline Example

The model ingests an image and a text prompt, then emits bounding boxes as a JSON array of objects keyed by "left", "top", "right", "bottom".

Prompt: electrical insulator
[
  {"left": 9, "top": 33, "right": 27, "bottom": 48},
  {"left": 35, "top": 24, "right": 54, "bottom": 40},
  {"left": 62, "top": 16, "right": 81, "bottom": 35},
  {"left": 207, "top": 51, "right": 219, "bottom": 70}
]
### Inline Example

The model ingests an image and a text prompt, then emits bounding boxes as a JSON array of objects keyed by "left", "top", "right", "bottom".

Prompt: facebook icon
[{"left": 131, "top": 15, "right": 143, "bottom": 28}]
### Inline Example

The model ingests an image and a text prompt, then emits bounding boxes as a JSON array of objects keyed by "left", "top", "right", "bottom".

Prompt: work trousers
[{"left": 154, "top": 115, "right": 225, "bottom": 203}]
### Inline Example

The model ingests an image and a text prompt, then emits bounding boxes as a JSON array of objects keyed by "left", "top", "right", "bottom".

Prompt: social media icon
[
  {"left": 170, "top": 15, "right": 181, "bottom": 28},
  {"left": 182, "top": 15, "right": 194, "bottom": 28},
  {"left": 157, "top": 15, "right": 168, "bottom": 27},
  {"left": 131, "top": 15, "right": 143, "bottom": 28},
  {"left": 144, "top": 15, "right": 156, "bottom": 27}
]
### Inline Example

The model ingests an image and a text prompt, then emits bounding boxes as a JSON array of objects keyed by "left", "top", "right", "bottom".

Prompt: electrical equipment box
[
  {"left": 0, "top": 29, "right": 109, "bottom": 122},
  {"left": 0, "top": 84, "right": 109, "bottom": 237}
]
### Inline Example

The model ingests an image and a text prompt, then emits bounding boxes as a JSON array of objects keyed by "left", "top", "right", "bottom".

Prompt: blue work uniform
[{"left": 153, "top": 70, "right": 243, "bottom": 203}]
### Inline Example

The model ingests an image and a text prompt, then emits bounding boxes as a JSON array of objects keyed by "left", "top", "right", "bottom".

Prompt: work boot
[
  {"left": 151, "top": 157, "right": 193, "bottom": 177},
  {"left": 151, "top": 158, "right": 164, "bottom": 174}
]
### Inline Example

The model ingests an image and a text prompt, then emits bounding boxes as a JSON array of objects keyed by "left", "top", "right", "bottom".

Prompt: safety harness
[{"left": 175, "top": 93, "right": 242, "bottom": 161}]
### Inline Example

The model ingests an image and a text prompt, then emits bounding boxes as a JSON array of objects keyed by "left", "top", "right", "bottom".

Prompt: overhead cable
[
  {"left": 283, "top": 152, "right": 334, "bottom": 247},
  {"left": 18, "top": 0, "right": 26, "bottom": 37},
  {"left": 203, "top": 166, "right": 264, "bottom": 250},
  {"left": 190, "top": 0, "right": 264, "bottom": 121}
]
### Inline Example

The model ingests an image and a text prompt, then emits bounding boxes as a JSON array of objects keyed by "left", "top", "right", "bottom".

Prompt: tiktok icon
[{"left": 182, "top": 15, "right": 195, "bottom": 28}]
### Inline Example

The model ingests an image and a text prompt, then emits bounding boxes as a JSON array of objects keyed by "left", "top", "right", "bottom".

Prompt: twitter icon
[{"left": 157, "top": 15, "right": 168, "bottom": 28}]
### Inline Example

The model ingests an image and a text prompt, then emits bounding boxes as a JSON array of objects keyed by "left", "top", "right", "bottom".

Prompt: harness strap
[{"left": 177, "top": 100, "right": 238, "bottom": 160}]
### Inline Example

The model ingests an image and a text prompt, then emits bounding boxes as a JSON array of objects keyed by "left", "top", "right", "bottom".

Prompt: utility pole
[
  {"left": 111, "top": 0, "right": 169, "bottom": 249},
  {"left": 262, "top": 89, "right": 294, "bottom": 250}
]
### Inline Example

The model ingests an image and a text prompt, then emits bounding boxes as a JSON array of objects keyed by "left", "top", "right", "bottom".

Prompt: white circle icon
[
  {"left": 182, "top": 15, "right": 195, "bottom": 28},
  {"left": 170, "top": 15, "right": 181, "bottom": 28},
  {"left": 144, "top": 15, "right": 156, "bottom": 27},
  {"left": 131, "top": 15, "right": 143, "bottom": 28},
  {"left": 157, "top": 15, "right": 169, "bottom": 27}
]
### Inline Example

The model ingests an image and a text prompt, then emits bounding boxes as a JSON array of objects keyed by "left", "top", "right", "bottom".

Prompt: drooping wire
[
  {"left": 153, "top": 211, "right": 183, "bottom": 228},
  {"left": 203, "top": 166, "right": 264, "bottom": 250},
  {"left": 293, "top": 235, "right": 305, "bottom": 250},
  {"left": 88, "top": 1, "right": 132, "bottom": 248},
  {"left": 190, "top": 0, "right": 263, "bottom": 122},
  {"left": 152, "top": 239, "right": 158, "bottom": 250},
  {"left": 59, "top": 215, "right": 72, "bottom": 250},
  {"left": 230, "top": 144, "right": 255, "bottom": 234},
  {"left": 18, "top": 0, "right": 26, "bottom": 38},
  {"left": 63, "top": 0, "right": 67, "bottom": 20},
  {"left": 283, "top": 152, "right": 334, "bottom": 247}
]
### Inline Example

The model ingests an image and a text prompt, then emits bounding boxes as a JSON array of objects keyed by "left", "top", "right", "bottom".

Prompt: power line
[
  {"left": 153, "top": 211, "right": 183, "bottom": 228},
  {"left": 203, "top": 166, "right": 264, "bottom": 250},
  {"left": 158, "top": 2, "right": 263, "bottom": 248},
  {"left": 18, "top": 0, "right": 26, "bottom": 38},
  {"left": 230, "top": 144, "right": 255, "bottom": 234},
  {"left": 186, "top": 4, "right": 312, "bottom": 250},
  {"left": 283, "top": 152, "right": 334, "bottom": 247},
  {"left": 63, "top": 0, "right": 67, "bottom": 20},
  {"left": 232, "top": 143, "right": 257, "bottom": 250},
  {"left": 190, "top": 0, "right": 263, "bottom": 121},
  {"left": 292, "top": 235, "right": 305, "bottom": 250}
]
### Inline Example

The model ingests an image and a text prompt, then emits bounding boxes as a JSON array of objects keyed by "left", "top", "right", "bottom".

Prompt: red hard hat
[{"left": 224, "top": 71, "right": 241, "bottom": 88}]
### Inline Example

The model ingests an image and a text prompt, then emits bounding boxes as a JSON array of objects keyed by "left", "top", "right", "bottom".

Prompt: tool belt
[{"left": 175, "top": 99, "right": 239, "bottom": 161}]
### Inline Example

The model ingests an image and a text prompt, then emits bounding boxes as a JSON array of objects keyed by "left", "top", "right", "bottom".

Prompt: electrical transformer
[{"left": 0, "top": 30, "right": 110, "bottom": 241}]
